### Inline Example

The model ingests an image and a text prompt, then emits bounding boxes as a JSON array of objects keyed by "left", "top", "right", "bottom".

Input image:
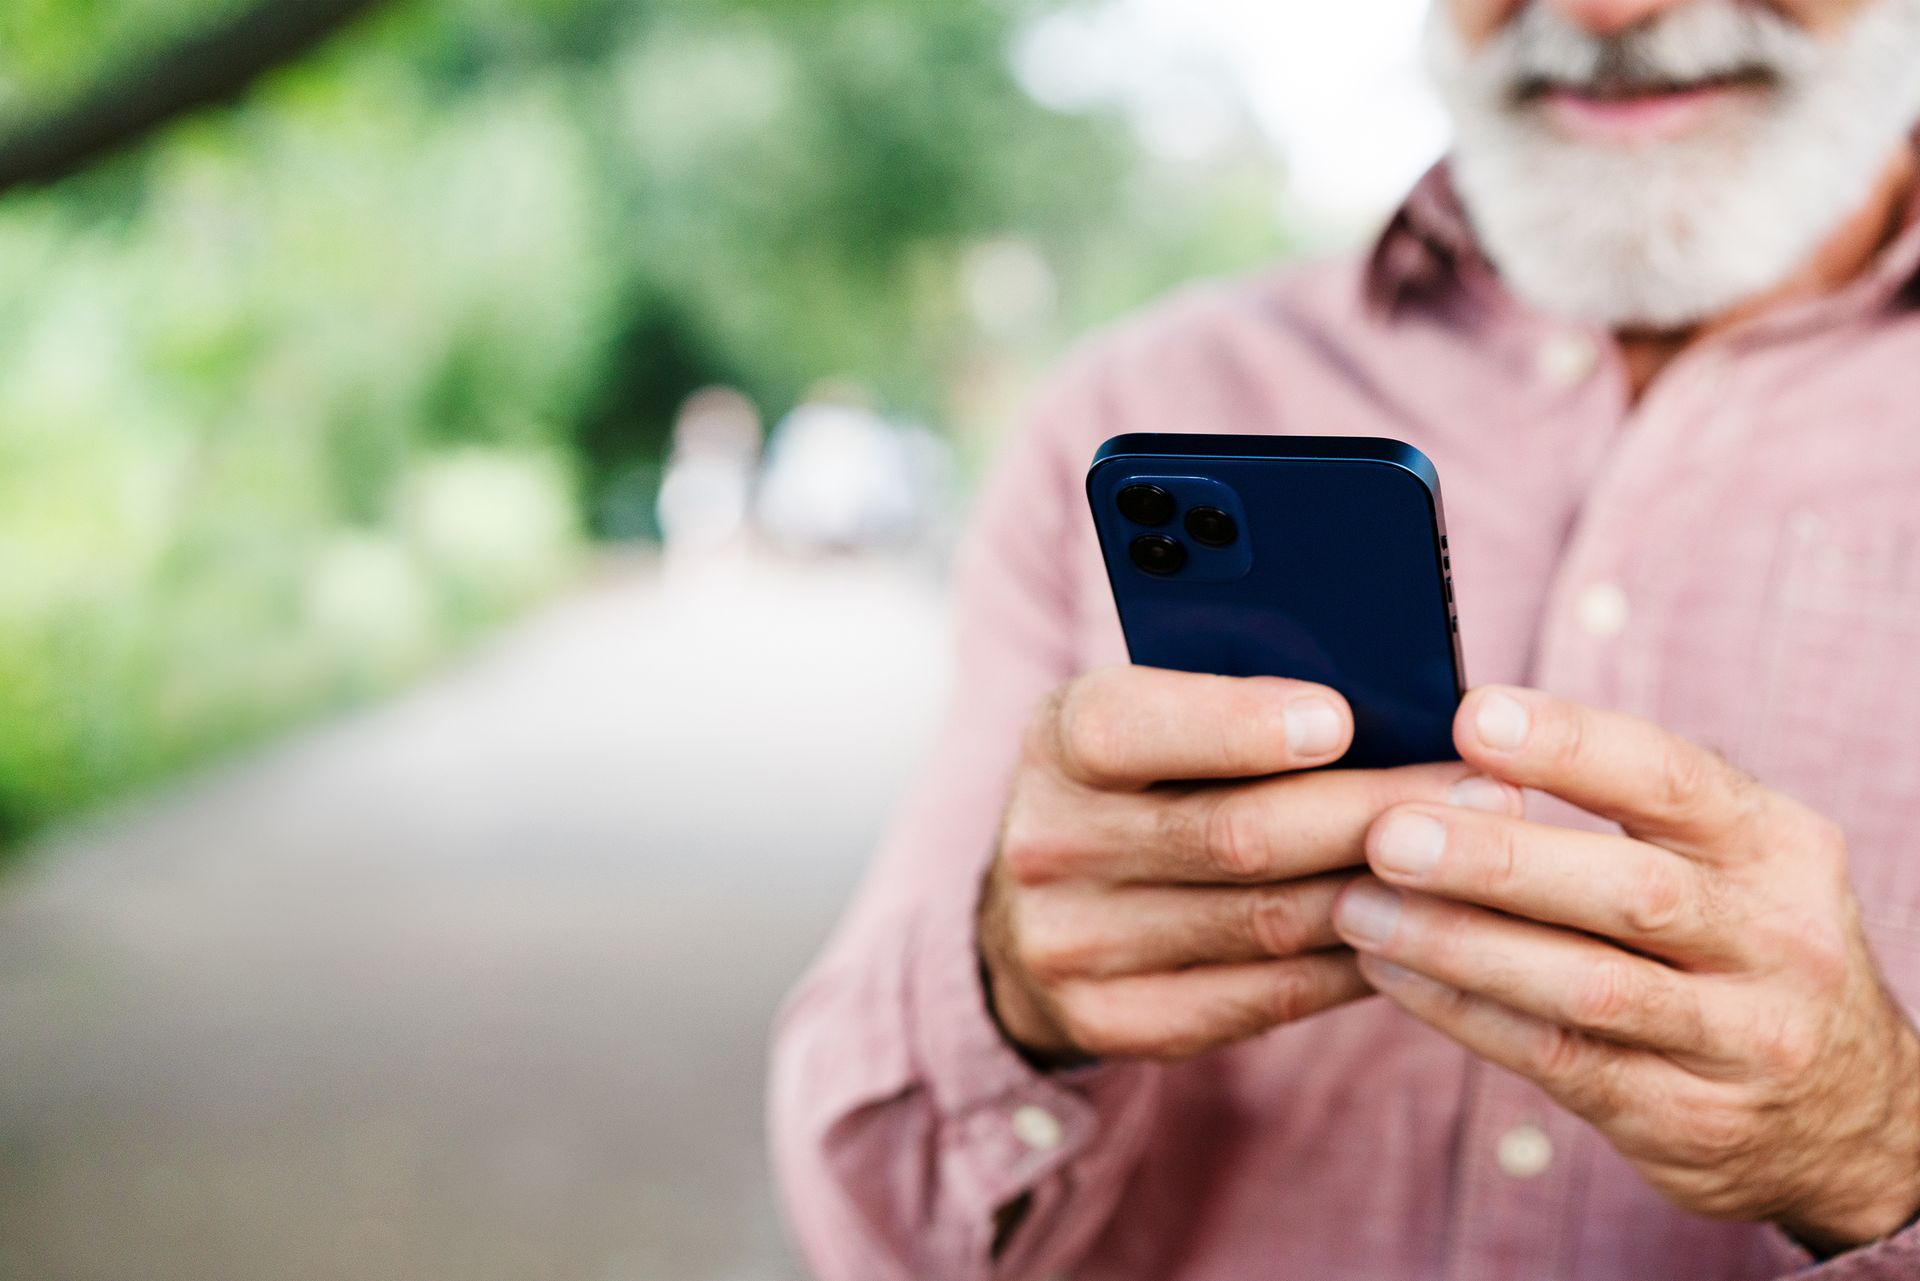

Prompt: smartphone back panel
[{"left": 1087, "top": 434, "right": 1464, "bottom": 769}]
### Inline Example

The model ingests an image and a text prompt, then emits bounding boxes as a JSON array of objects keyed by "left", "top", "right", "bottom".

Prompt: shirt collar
[
  {"left": 1366, "top": 147, "right": 1920, "bottom": 321},
  {"left": 1363, "top": 161, "right": 1487, "bottom": 314}
]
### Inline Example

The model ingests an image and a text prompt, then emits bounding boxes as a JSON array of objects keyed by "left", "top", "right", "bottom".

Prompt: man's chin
[
  {"left": 1496, "top": 265, "right": 1738, "bottom": 333},
  {"left": 1453, "top": 141, "right": 1790, "bottom": 331}
]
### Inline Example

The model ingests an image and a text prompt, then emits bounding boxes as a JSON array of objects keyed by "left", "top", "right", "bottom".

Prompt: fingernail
[
  {"left": 1474, "top": 691, "right": 1530, "bottom": 751},
  {"left": 1372, "top": 813, "right": 1446, "bottom": 878},
  {"left": 1336, "top": 883, "right": 1403, "bottom": 947},
  {"left": 1448, "top": 775, "right": 1513, "bottom": 814},
  {"left": 1363, "top": 956, "right": 1443, "bottom": 994},
  {"left": 1284, "top": 697, "right": 1342, "bottom": 757},
  {"left": 1363, "top": 957, "right": 1416, "bottom": 986}
]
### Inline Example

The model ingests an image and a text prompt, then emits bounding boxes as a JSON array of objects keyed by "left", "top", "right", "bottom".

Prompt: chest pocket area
[{"left": 1747, "top": 514, "right": 1920, "bottom": 943}]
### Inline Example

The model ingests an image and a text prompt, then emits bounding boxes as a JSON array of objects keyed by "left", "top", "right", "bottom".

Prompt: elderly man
[{"left": 769, "top": 0, "right": 1920, "bottom": 1276}]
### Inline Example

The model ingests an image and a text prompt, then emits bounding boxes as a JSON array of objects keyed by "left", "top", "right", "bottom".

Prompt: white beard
[{"left": 1425, "top": 0, "right": 1920, "bottom": 330}]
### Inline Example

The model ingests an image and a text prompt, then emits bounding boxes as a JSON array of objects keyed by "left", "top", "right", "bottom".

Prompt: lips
[{"left": 1518, "top": 69, "right": 1773, "bottom": 144}]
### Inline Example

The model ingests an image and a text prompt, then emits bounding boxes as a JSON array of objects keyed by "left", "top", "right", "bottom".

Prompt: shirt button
[
  {"left": 1575, "top": 581, "right": 1630, "bottom": 638},
  {"left": 1012, "top": 1104, "right": 1065, "bottom": 1153},
  {"left": 1788, "top": 509, "right": 1826, "bottom": 545},
  {"left": 1497, "top": 1123, "right": 1554, "bottom": 1179},
  {"left": 1537, "top": 332, "right": 1599, "bottom": 388}
]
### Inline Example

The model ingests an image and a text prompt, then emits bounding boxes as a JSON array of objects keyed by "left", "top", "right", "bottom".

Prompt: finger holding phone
[
  {"left": 982, "top": 435, "right": 1485, "bottom": 1066},
  {"left": 979, "top": 665, "right": 1517, "bottom": 1066},
  {"left": 1336, "top": 685, "right": 1920, "bottom": 1254}
]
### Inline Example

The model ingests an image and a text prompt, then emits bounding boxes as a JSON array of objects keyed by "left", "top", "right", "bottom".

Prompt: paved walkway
[{"left": 0, "top": 554, "right": 952, "bottom": 1281}]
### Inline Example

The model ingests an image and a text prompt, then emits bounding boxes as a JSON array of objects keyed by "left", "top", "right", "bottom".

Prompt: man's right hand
[{"left": 978, "top": 666, "right": 1518, "bottom": 1067}]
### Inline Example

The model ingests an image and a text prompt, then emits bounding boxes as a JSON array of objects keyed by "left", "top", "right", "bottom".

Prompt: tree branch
[{"left": 0, "top": 0, "right": 399, "bottom": 197}]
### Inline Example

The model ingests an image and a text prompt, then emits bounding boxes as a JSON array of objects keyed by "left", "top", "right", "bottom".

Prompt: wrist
[
  {"left": 1779, "top": 1025, "right": 1920, "bottom": 1256},
  {"left": 1780, "top": 1185, "right": 1920, "bottom": 1259}
]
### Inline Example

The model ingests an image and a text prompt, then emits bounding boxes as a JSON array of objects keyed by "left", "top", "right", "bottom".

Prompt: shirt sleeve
[{"left": 767, "top": 351, "right": 1163, "bottom": 1281}]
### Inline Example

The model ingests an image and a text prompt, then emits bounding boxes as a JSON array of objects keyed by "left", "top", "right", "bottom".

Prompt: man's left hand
[{"left": 1332, "top": 685, "right": 1920, "bottom": 1255}]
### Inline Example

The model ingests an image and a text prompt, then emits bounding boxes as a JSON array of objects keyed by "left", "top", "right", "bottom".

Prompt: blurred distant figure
[
  {"left": 655, "top": 386, "right": 763, "bottom": 556},
  {"left": 755, "top": 380, "right": 951, "bottom": 554}
]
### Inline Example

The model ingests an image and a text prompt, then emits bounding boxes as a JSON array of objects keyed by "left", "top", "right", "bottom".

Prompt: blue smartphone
[{"left": 1086, "top": 434, "right": 1465, "bottom": 770}]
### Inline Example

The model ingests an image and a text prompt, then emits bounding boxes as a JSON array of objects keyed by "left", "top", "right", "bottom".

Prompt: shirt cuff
[
  {"left": 907, "top": 862, "right": 1161, "bottom": 1243},
  {"left": 1772, "top": 1216, "right": 1920, "bottom": 1278}
]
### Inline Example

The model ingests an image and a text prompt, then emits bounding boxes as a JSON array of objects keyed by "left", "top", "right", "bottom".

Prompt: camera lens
[
  {"left": 1184, "top": 506, "right": 1238, "bottom": 548},
  {"left": 1117, "top": 484, "right": 1175, "bottom": 526},
  {"left": 1129, "top": 534, "right": 1187, "bottom": 576}
]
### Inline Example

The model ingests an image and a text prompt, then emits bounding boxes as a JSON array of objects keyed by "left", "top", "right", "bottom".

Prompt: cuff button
[{"left": 1012, "top": 1104, "right": 1065, "bottom": 1153}]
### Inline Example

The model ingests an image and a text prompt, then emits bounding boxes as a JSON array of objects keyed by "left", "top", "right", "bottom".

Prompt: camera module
[
  {"left": 1117, "top": 484, "right": 1176, "bottom": 527},
  {"left": 1184, "top": 506, "right": 1238, "bottom": 548},
  {"left": 1129, "top": 534, "right": 1187, "bottom": 576}
]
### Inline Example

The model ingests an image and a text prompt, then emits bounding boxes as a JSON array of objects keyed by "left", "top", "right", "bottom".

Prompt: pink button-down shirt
[{"left": 768, "top": 163, "right": 1920, "bottom": 1281}]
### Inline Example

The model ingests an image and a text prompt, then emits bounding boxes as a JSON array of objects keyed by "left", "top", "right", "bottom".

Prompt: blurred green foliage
[{"left": 0, "top": 0, "right": 1290, "bottom": 841}]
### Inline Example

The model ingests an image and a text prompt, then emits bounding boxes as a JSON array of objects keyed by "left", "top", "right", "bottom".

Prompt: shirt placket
[
  {"left": 1445, "top": 332, "right": 1747, "bottom": 1281},
  {"left": 1533, "top": 346, "right": 1740, "bottom": 722},
  {"left": 1446, "top": 1060, "right": 1590, "bottom": 1281}
]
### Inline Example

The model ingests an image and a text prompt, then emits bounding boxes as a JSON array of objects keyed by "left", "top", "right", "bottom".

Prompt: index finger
[
  {"left": 1004, "top": 761, "right": 1507, "bottom": 887},
  {"left": 1453, "top": 685, "right": 1762, "bottom": 853},
  {"left": 1038, "top": 666, "right": 1352, "bottom": 789}
]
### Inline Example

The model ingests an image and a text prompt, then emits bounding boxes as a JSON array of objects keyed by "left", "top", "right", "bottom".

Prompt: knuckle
[
  {"left": 1261, "top": 963, "right": 1327, "bottom": 1027},
  {"left": 1054, "top": 674, "right": 1133, "bottom": 784},
  {"left": 1544, "top": 703, "right": 1591, "bottom": 773},
  {"left": 1786, "top": 908, "right": 1851, "bottom": 990},
  {"left": 1653, "top": 738, "right": 1717, "bottom": 819},
  {"left": 1245, "top": 887, "right": 1310, "bottom": 957},
  {"left": 1016, "top": 904, "right": 1096, "bottom": 985},
  {"left": 1203, "top": 792, "right": 1271, "bottom": 882},
  {"left": 1570, "top": 957, "right": 1639, "bottom": 1032},
  {"left": 1539, "top": 1039, "right": 1630, "bottom": 1125},
  {"left": 1671, "top": 1094, "right": 1757, "bottom": 1169},
  {"left": 1622, "top": 860, "right": 1688, "bottom": 939},
  {"left": 1747, "top": 904, "right": 1851, "bottom": 995},
  {"left": 997, "top": 807, "right": 1072, "bottom": 885},
  {"left": 1479, "top": 819, "right": 1523, "bottom": 896},
  {"left": 1529, "top": 1020, "right": 1592, "bottom": 1083},
  {"left": 1752, "top": 1009, "right": 1823, "bottom": 1081}
]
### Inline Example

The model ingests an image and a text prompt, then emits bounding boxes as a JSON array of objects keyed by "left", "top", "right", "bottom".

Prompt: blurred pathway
[{"left": 0, "top": 553, "right": 952, "bottom": 1281}]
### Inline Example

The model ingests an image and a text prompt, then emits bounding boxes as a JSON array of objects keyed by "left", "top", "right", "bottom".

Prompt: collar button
[{"left": 1537, "top": 333, "right": 1599, "bottom": 389}]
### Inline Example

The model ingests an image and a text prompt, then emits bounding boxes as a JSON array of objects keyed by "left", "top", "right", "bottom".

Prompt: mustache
[{"left": 1491, "top": 0, "right": 1816, "bottom": 102}]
